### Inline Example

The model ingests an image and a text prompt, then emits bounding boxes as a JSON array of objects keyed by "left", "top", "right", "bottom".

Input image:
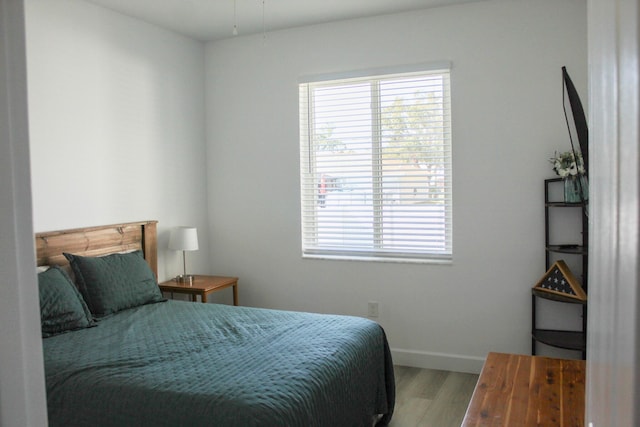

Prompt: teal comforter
[{"left": 43, "top": 301, "right": 395, "bottom": 426}]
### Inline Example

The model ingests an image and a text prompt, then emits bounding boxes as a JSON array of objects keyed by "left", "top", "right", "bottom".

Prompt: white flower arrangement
[{"left": 550, "top": 150, "right": 585, "bottom": 178}]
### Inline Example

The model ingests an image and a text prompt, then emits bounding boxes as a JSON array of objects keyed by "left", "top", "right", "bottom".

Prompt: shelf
[
  {"left": 546, "top": 201, "right": 586, "bottom": 208},
  {"left": 535, "top": 178, "right": 588, "bottom": 359},
  {"left": 546, "top": 245, "right": 588, "bottom": 255},
  {"left": 532, "top": 288, "right": 587, "bottom": 304},
  {"left": 532, "top": 329, "right": 586, "bottom": 352}
]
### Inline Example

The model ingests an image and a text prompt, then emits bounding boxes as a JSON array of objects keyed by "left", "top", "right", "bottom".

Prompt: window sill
[{"left": 302, "top": 253, "right": 452, "bottom": 265}]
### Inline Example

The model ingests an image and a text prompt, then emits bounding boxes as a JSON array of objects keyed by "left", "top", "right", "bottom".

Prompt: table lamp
[{"left": 168, "top": 226, "right": 199, "bottom": 284}]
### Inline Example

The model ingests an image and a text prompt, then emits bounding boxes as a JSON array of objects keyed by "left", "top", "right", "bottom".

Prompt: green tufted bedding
[{"left": 43, "top": 300, "right": 395, "bottom": 426}]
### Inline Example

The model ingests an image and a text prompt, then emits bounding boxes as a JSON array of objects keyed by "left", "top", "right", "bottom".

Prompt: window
[{"left": 299, "top": 65, "right": 452, "bottom": 262}]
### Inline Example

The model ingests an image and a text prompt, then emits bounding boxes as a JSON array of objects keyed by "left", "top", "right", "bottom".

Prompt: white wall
[
  {"left": 25, "top": 0, "right": 210, "bottom": 282},
  {"left": 205, "top": 0, "right": 588, "bottom": 372}
]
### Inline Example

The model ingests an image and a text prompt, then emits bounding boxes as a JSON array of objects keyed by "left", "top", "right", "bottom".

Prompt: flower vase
[{"left": 564, "top": 175, "right": 589, "bottom": 203}]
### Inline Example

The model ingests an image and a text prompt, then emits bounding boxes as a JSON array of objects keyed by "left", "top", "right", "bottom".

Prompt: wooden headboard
[{"left": 35, "top": 220, "right": 158, "bottom": 278}]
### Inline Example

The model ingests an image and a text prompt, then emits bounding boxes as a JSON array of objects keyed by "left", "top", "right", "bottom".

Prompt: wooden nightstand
[{"left": 158, "top": 275, "right": 239, "bottom": 305}]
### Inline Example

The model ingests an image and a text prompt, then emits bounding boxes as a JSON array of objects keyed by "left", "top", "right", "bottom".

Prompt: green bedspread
[{"left": 43, "top": 300, "right": 395, "bottom": 426}]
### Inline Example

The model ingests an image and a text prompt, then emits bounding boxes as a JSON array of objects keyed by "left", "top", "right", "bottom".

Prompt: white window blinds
[{"left": 299, "top": 67, "right": 452, "bottom": 262}]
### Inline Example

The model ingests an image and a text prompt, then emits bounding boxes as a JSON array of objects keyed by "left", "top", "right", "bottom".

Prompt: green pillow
[
  {"left": 38, "top": 266, "right": 95, "bottom": 337},
  {"left": 64, "top": 250, "right": 164, "bottom": 318}
]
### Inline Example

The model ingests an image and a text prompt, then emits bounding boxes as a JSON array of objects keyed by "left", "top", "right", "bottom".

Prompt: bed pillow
[
  {"left": 64, "top": 250, "right": 164, "bottom": 318},
  {"left": 38, "top": 266, "right": 95, "bottom": 337}
]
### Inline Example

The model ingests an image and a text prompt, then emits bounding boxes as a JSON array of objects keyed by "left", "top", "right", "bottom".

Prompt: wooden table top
[
  {"left": 461, "top": 352, "right": 585, "bottom": 427},
  {"left": 158, "top": 275, "right": 238, "bottom": 293}
]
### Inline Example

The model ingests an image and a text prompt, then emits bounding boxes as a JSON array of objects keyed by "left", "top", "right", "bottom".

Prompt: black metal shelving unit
[{"left": 532, "top": 178, "right": 588, "bottom": 359}]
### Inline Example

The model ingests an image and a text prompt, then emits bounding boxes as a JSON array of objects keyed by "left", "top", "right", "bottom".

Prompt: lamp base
[{"left": 175, "top": 274, "right": 195, "bottom": 285}]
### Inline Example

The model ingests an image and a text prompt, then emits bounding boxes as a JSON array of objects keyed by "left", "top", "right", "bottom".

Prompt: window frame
[{"left": 299, "top": 64, "right": 453, "bottom": 263}]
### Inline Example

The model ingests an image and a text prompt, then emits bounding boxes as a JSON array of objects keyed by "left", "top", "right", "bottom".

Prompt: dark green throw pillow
[
  {"left": 64, "top": 250, "right": 164, "bottom": 318},
  {"left": 38, "top": 266, "right": 95, "bottom": 337}
]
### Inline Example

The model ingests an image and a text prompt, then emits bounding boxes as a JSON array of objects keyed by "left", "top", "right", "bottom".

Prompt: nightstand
[{"left": 158, "top": 275, "right": 239, "bottom": 305}]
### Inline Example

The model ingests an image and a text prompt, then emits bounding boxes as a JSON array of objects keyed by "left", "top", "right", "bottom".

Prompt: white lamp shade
[{"left": 168, "top": 227, "right": 199, "bottom": 251}]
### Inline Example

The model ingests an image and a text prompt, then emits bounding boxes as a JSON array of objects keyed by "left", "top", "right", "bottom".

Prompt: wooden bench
[{"left": 461, "top": 352, "right": 585, "bottom": 427}]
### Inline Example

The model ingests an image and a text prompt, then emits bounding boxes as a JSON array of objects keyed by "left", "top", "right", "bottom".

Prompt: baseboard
[{"left": 390, "top": 348, "right": 485, "bottom": 374}]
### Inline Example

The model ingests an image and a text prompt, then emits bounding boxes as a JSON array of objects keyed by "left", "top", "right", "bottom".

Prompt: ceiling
[{"left": 84, "top": 0, "right": 488, "bottom": 42}]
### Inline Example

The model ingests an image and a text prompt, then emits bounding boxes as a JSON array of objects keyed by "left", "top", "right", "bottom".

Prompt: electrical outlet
[{"left": 368, "top": 301, "right": 379, "bottom": 318}]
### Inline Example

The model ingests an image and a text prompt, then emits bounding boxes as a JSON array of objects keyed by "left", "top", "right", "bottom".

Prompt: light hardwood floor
[{"left": 389, "top": 366, "right": 479, "bottom": 427}]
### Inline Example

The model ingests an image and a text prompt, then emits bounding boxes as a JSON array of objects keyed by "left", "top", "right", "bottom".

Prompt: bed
[{"left": 36, "top": 221, "right": 395, "bottom": 426}]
